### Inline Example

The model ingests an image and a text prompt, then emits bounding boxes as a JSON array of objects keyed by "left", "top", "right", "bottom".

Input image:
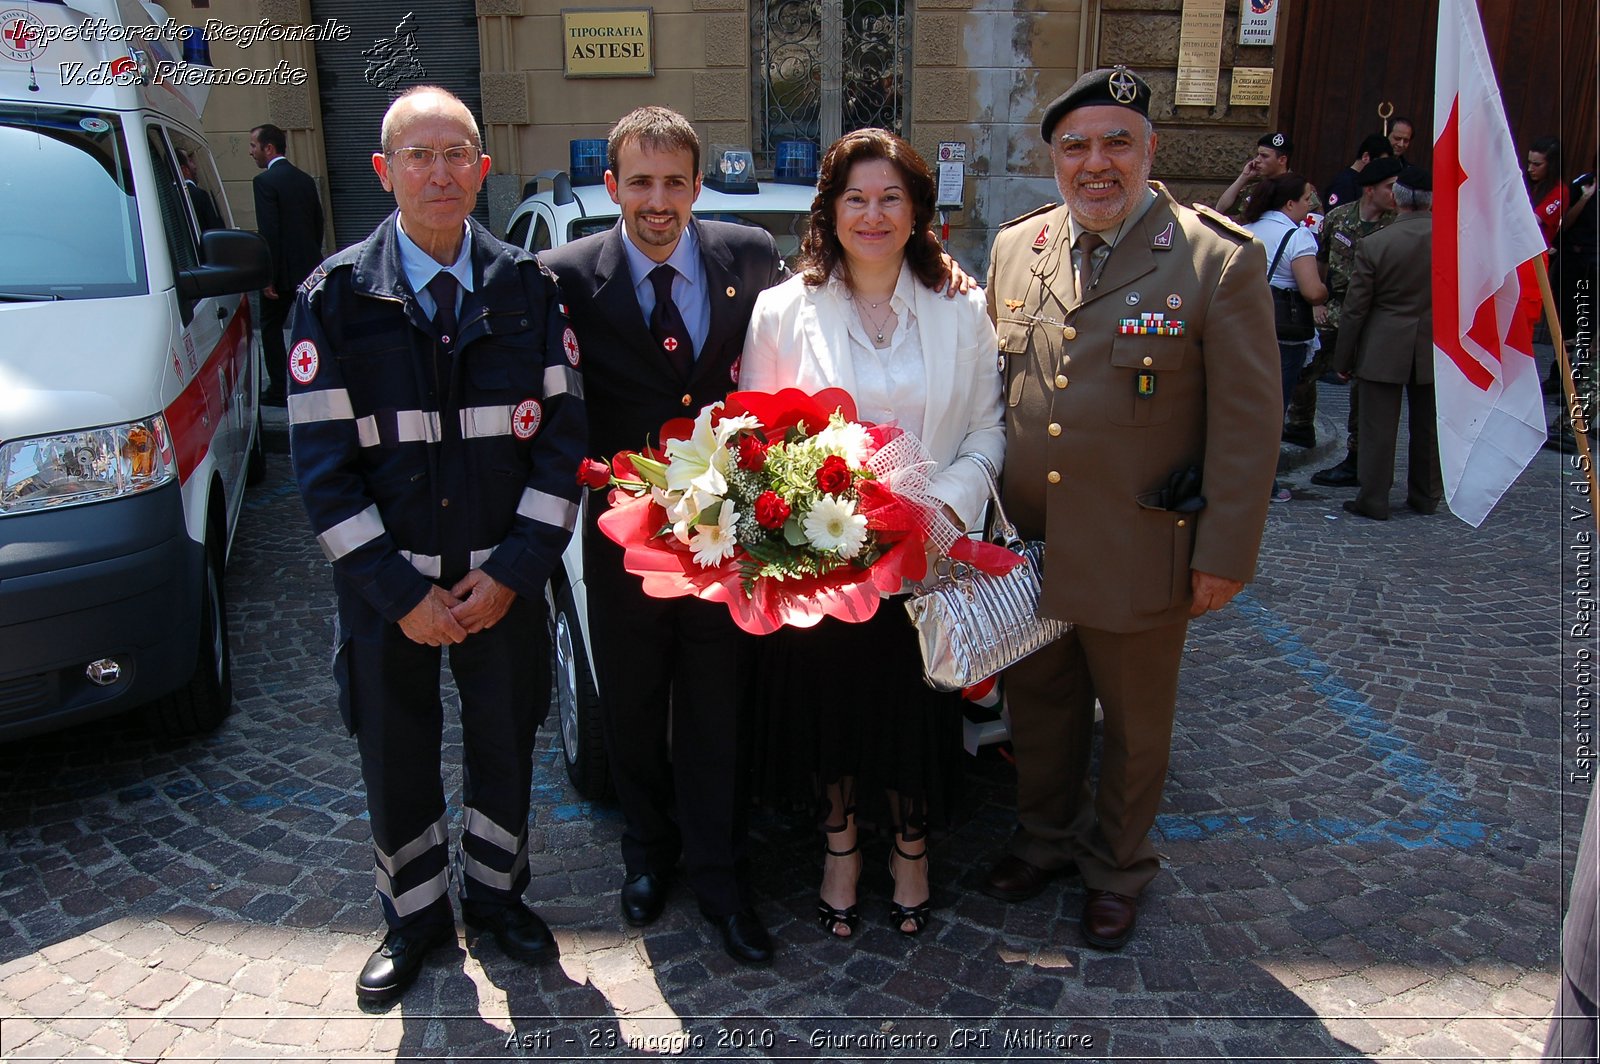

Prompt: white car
[{"left": 504, "top": 171, "right": 814, "bottom": 799}]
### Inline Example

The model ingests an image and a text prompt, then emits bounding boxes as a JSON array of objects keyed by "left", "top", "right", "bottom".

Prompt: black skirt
[{"left": 747, "top": 598, "right": 964, "bottom": 835}]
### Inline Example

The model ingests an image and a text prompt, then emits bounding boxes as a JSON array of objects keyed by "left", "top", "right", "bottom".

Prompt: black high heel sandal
[
  {"left": 888, "top": 839, "right": 931, "bottom": 936},
  {"left": 816, "top": 820, "right": 861, "bottom": 938}
]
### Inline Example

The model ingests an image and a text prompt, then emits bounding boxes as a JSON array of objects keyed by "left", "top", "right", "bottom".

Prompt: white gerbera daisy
[
  {"left": 801, "top": 495, "right": 868, "bottom": 559},
  {"left": 689, "top": 500, "right": 740, "bottom": 567}
]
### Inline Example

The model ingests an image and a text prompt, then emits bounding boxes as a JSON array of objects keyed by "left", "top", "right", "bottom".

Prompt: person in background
[
  {"left": 178, "top": 148, "right": 224, "bottom": 232},
  {"left": 250, "top": 122, "right": 325, "bottom": 406},
  {"left": 1329, "top": 166, "right": 1440, "bottom": 521},
  {"left": 1323, "top": 133, "right": 1393, "bottom": 211},
  {"left": 1528, "top": 136, "right": 1566, "bottom": 251},
  {"left": 739, "top": 128, "right": 1004, "bottom": 940},
  {"left": 1388, "top": 117, "right": 1414, "bottom": 163},
  {"left": 1242, "top": 172, "right": 1329, "bottom": 503}
]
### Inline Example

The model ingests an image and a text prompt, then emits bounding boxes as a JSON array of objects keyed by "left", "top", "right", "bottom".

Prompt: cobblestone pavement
[{"left": 0, "top": 380, "right": 1590, "bottom": 1062}]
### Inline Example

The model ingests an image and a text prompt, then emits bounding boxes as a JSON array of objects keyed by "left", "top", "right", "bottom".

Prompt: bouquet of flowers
[{"left": 579, "top": 389, "right": 940, "bottom": 634}]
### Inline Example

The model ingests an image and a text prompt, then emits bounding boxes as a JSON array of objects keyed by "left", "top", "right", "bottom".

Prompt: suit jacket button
[
  {"left": 681, "top": 393, "right": 693, "bottom": 407},
  {"left": 1055, "top": 374, "right": 1069, "bottom": 389},
  {"left": 1176, "top": 518, "right": 1187, "bottom": 528},
  {"left": 1047, "top": 471, "right": 1061, "bottom": 484},
  {"left": 1062, "top": 325, "right": 1077, "bottom": 340},
  {"left": 726, "top": 286, "right": 737, "bottom": 297},
  {"left": 1048, "top": 423, "right": 1062, "bottom": 436}
]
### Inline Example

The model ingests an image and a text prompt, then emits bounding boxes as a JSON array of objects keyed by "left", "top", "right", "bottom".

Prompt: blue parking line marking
[{"left": 1156, "top": 590, "right": 1489, "bottom": 851}]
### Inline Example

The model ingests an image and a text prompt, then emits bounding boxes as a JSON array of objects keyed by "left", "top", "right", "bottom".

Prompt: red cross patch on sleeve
[
  {"left": 289, "top": 340, "right": 319, "bottom": 385},
  {"left": 562, "top": 327, "right": 581, "bottom": 367},
  {"left": 512, "top": 398, "right": 543, "bottom": 440}
]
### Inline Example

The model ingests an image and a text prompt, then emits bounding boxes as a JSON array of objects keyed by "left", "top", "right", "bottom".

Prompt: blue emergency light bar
[{"left": 569, "top": 139, "right": 606, "bottom": 186}]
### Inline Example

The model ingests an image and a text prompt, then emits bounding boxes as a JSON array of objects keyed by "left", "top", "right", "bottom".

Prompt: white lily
[
  {"left": 714, "top": 412, "right": 761, "bottom": 444},
  {"left": 665, "top": 406, "right": 731, "bottom": 497},
  {"left": 653, "top": 485, "right": 719, "bottom": 543},
  {"left": 689, "top": 500, "right": 740, "bottom": 567},
  {"left": 802, "top": 495, "right": 869, "bottom": 559}
]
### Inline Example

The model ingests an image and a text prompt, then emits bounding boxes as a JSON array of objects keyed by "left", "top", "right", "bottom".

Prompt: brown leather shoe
[
  {"left": 1080, "top": 889, "right": 1137, "bottom": 950},
  {"left": 981, "top": 854, "right": 1062, "bottom": 903}
]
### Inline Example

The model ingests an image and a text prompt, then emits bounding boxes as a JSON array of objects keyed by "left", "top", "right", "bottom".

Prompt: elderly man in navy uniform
[
  {"left": 982, "top": 67, "right": 1281, "bottom": 949},
  {"left": 289, "top": 86, "right": 586, "bottom": 1005}
]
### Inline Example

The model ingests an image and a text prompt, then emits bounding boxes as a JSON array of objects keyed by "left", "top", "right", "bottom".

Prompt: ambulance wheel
[
  {"left": 551, "top": 584, "right": 610, "bottom": 800},
  {"left": 246, "top": 409, "right": 266, "bottom": 485},
  {"left": 145, "top": 539, "right": 232, "bottom": 737}
]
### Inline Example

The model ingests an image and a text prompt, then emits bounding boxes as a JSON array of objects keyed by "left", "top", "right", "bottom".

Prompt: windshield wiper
[{"left": 0, "top": 292, "right": 63, "bottom": 302}]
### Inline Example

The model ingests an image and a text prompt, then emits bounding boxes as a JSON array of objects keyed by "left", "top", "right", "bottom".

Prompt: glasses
[{"left": 387, "top": 144, "right": 481, "bottom": 171}]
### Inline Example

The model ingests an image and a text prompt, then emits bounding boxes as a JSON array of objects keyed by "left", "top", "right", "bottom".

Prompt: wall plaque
[
  {"left": 562, "top": 9, "right": 653, "bottom": 78},
  {"left": 1229, "top": 67, "right": 1274, "bottom": 107},
  {"left": 1175, "top": 0, "right": 1226, "bottom": 107}
]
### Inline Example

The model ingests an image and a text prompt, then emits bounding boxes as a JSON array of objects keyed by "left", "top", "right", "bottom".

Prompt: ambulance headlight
[{"left": 0, "top": 416, "right": 177, "bottom": 515}]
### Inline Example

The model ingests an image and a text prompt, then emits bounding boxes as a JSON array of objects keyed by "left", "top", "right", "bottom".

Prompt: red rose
[
  {"left": 815, "top": 454, "right": 852, "bottom": 495},
  {"left": 736, "top": 434, "right": 768, "bottom": 472},
  {"left": 754, "top": 491, "right": 791, "bottom": 529},
  {"left": 577, "top": 457, "right": 612, "bottom": 490}
]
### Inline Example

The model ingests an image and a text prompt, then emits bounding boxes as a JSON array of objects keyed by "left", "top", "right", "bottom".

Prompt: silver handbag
[{"left": 904, "top": 454, "right": 1069, "bottom": 692}]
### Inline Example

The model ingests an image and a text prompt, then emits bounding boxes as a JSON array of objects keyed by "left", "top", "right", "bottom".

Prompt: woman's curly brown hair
[{"left": 796, "top": 128, "right": 950, "bottom": 291}]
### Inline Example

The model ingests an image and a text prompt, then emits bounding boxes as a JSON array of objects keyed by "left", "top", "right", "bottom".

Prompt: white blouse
[{"left": 826, "top": 266, "right": 927, "bottom": 435}]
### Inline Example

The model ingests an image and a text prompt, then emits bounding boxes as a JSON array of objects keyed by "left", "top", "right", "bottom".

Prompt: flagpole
[{"left": 1532, "top": 256, "right": 1600, "bottom": 536}]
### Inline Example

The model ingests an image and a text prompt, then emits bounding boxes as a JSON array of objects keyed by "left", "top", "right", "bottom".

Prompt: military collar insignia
[
  {"left": 1152, "top": 221, "right": 1174, "bottom": 249},
  {"left": 1109, "top": 66, "right": 1139, "bottom": 105},
  {"left": 1033, "top": 222, "right": 1051, "bottom": 249}
]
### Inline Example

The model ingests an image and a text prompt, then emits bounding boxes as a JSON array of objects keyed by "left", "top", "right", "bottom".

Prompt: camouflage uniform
[{"left": 1286, "top": 200, "right": 1396, "bottom": 449}]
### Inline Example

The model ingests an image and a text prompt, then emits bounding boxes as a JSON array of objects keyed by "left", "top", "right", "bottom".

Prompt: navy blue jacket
[{"left": 288, "top": 214, "right": 586, "bottom": 624}]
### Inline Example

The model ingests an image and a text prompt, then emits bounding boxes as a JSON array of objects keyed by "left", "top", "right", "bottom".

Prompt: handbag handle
[
  {"left": 1267, "top": 228, "right": 1295, "bottom": 282},
  {"left": 957, "top": 452, "right": 1025, "bottom": 552}
]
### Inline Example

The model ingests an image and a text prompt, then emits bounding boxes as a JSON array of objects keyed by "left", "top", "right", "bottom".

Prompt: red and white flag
[{"left": 1433, "top": 0, "right": 1548, "bottom": 527}]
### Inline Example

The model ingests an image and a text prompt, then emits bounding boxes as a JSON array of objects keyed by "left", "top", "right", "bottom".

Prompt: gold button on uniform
[
  {"left": 681, "top": 393, "right": 693, "bottom": 407},
  {"left": 726, "top": 286, "right": 737, "bottom": 297},
  {"left": 1055, "top": 374, "right": 1069, "bottom": 389},
  {"left": 1048, "top": 423, "right": 1061, "bottom": 436},
  {"left": 1047, "top": 471, "right": 1061, "bottom": 484},
  {"left": 1062, "top": 325, "right": 1077, "bottom": 341},
  {"left": 1176, "top": 519, "right": 1187, "bottom": 528},
  {"left": 1142, "top": 356, "right": 1153, "bottom": 367}
]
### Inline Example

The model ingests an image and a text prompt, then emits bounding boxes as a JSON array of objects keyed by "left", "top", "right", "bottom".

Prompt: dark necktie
[
  {"left": 649, "top": 264, "right": 694, "bottom": 379},
  {"left": 1075, "top": 231, "right": 1105, "bottom": 301},
  {"left": 427, "top": 271, "right": 459, "bottom": 346}
]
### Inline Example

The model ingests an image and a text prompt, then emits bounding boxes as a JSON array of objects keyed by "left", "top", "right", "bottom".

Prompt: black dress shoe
[
  {"left": 356, "top": 922, "right": 454, "bottom": 1006},
  {"left": 1342, "top": 499, "right": 1388, "bottom": 521},
  {"left": 462, "top": 900, "right": 556, "bottom": 963},
  {"left": 704, "top": 908, "right": 773, "bottom": 966},
  {"left": 1080, "top": 889, "right": 1138, "bottom": 950},
  {"left": 621, "top": 872, "right": 669, "bottom": 927},
  {"left": 981, "top": 854, "right": 1066, "bottom": 903},
  {"left": 1310, "top": 457, "right": 1360, "bottom": 487}
]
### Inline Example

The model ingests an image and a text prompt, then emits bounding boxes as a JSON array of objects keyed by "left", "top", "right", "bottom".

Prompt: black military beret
[
  {"left": 1039, "top": 65, "right": 1152, "bottom": 143},
  {"left": 1258, "top": 131, "right": 1292, "bottom": 154},
  {"left": 1397, "top": 165, "right": 1432, "bottom": 192},
  {"left": 1356, "top": 156, "right": 1404, "bottom": 187}
]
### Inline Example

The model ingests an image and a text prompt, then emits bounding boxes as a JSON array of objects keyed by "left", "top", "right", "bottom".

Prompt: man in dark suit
[
  {"left": 540, "top": 107, "right": 786, "bottom": 965},
  {"left": 1330, "top": 166, "right": 1441, "bottom": 521},
  {"left": 250, "top": 122, "right": 325, "bottom": 405}
]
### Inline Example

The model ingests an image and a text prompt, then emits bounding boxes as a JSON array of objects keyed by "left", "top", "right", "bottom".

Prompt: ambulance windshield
[{"left": 0, "top": 108, "right": 148, "bottom": 300}]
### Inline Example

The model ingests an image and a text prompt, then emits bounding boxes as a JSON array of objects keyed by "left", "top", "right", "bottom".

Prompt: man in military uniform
[
  {"left": 1215, "top": 131, "right": 1322, "bottom": 221},
  {"left": 981, "top": 67, "right": 1281, "bottom": 950},
  {"left": 1298, "top": 156, "right": 1402, "bottom": 487},
  {"left": 289, "top": 87, "right": 586, "bottom": 1005}
]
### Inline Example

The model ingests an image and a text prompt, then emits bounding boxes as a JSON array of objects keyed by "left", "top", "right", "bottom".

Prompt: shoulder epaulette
[
  {"left": 998, "top": 203, "right": 1057, "bottom": 230},
  {"left": 298, "top": 263, "right": 331, "bottom": 294},
  {"left": 1192, "top": 204, "right": 1255, "bottom": 241}
]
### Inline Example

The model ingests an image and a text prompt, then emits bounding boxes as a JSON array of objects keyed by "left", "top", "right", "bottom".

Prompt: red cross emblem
[
  {"left": 662, "top": 337, "right": 679, "bottom": 353},
  {"left": 512, "top": 399, "right": 542, "bottom": 440},
  {"left": 562, "top": 327, "right": 580, "bottom": 366},
  {"left": 289, "top": 340, "right": 319, "bottom": 385},
  {"left": 2, "top": 15, "right": 44, "bottom": 60}
]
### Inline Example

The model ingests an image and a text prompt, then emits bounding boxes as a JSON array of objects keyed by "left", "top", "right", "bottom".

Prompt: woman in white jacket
[{"left": 740, "top": 128, "right": 1003, "bottom": 939}]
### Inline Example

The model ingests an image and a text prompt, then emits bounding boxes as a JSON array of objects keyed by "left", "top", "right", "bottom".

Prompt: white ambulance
[{"left": 0, "top": 0, "right": 270, "bottom": 739}]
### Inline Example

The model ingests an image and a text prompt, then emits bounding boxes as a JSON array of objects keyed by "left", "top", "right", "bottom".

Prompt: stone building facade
[{"left": 161, "top": 0, "right": 1295, "bottom": 268}]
